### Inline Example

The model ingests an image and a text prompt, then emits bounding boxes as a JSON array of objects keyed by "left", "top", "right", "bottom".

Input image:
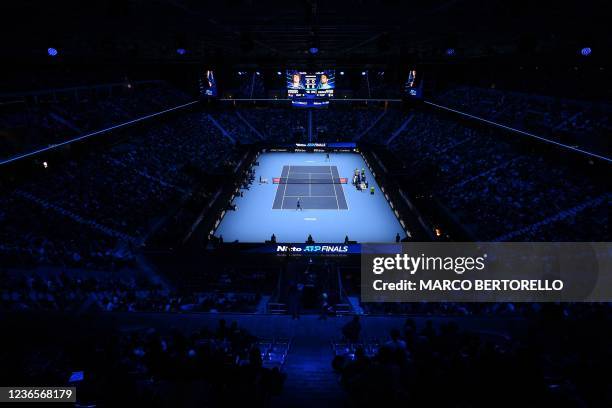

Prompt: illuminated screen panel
[
  {"left": 199, "top": 70, "right": 217, "bottom": 97},
  {"left": 287, "top": 70, "right": 335, "bottom": 98},
  {"left": 404, "top": 68, "right": 422, "bottom": 98}
]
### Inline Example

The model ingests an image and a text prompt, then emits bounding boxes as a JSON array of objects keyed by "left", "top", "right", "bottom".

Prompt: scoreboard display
[{"left": 286, "top": 70, "right": 335, "bottom": 98}]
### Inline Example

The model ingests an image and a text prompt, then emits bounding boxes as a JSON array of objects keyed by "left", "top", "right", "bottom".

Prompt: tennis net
[{"left": 273, "top": 177, "right": 348, "bottom": 184}]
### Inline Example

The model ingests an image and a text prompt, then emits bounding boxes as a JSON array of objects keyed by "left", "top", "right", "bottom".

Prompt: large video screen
[
  {"left": 199, "top": 70, "right": 217, "bottom": 97},
  {"left": 286, "top": 70, "right": 335, "bottom": 98},
  {"left": 404, "top": 68, "right": 422, "bottom": 98}
]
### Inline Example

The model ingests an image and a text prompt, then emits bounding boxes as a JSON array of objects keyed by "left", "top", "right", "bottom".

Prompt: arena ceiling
[{"left": 3, "top": 0, "right": 609, "bottom": 64}]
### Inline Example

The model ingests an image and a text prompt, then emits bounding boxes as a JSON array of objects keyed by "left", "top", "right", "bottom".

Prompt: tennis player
[{"left": 296, "top": 197, "right": 302, "bottom": 211}]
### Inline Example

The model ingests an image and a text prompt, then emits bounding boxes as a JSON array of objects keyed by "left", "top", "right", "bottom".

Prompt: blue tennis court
[
  {"left": 272, "top": 165, "right": 348, "bottom": 210},
  {"left": 215, "top": 152, "right": 406, "bottom": 243}
]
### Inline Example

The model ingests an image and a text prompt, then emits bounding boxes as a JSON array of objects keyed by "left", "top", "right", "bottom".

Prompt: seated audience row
[
  {"left": 0, "top": 270, "right": 265, "bottom": 313},
  {"left": 335, "top": 304, "right": 612, "bottom": 407},
  {"left": 0, "top": 112, "right": 238, "bottom": 267},
  {"left": 1, "top": 319, "right": 284, "bottom": 407},
  {"left": 0, "top": 81, "right": 191, "bottom": 161},
  {"left": 435, "top": 86, "right": 612, "bottom": 156},
  {"left": 366, "top": 108, "right": 610, "bottom": 241}
]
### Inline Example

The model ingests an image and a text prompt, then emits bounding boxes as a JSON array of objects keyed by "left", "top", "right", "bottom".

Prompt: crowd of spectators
[
  {"left": 2, "top": 319, "right": 284, "bottom": 407},
  {"left": 334, "top": 304, "right": 612, "bottom": 407},
  {"left": 225, "top": 104, "right": 390, "bottom": 144},
  {"left": 212, "top": 110, "right": 262, "bottom": 144},
  {"left": 49, "top": 81, "right": 191, "bottom": 132},
  {"left": 0, "top": 81, "right": 192, "bottom": 161},
  {"left": 2, "top": 87, "right": 610, "bottom": 314},
  {"left": 0, "top": 103, "right": 75, "bottom": 161},
  {"left": 0, "top": 193, "right": 133, "bottom": 269},
  {"left": 374, "top": 110, "right": 610, "bottom": 241},
  {"left": 435, "top": 86, "right": 612, "bottom": 156},
  {"left": 0, "top": 269, "right": 264, "bottom": 313},
  {"left": 1, "top": 110, "right": 239, "bottom": 268},
  {"left": 2, "top": 82, "right": 611, "bottom": 406},
  {"left": 238, "top": 107, "right": 308, "bottom": 143},
  {"left": 314, "top": 105, "right": 383, "bottom": 141},
  {"left": 360, "top": 106, "right": 410, "bottom": 144}
]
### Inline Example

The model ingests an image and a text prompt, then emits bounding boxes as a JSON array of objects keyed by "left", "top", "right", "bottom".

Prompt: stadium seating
[
  {"left": 434, "top": 86, "right": 612, "bottom": 156},
  {"left": 1, "top": 110, "right": 239, "bottom": 268},
  {"left": 0, "top": 81, "right": 192, "bottom": 161},
  {"left": 237, "top": 107, "right": 309, "bottom": 143},
  {"left": 0, "top": 266, "right": 273, "bottom": 313},
  {"left": 364, "top": 108, "right": 610, "bottom": 241},
  {"left": 333, "top": 304, "right": 612, "bottom": 407},
  {"left": 0, "top": 317, "right": 285, "bottom": 406},
  {"left": 2, "top": 90, "right": 610, "bottom": 273}
]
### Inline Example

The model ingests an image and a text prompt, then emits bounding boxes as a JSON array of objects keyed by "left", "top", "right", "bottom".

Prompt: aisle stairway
[
  {"left": 271, "top": 329, "right": 345, "bottom": 408},
  {"left": 106, "top": 313, "right": 523, "bottom": 407}
]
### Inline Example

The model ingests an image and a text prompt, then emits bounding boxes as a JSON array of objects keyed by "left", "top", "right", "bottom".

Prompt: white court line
[
  {"left": 332, "top": 165, "right": 350, "bottom": 211},
  {"left": 330, "top": 165, "right": 340, "bottom": 210},
  {"left": 280, "top": 165, "right": 290, "bottom": 209},
  {"left": 280, "top": 165, "right": 348, "bottom": 209}
]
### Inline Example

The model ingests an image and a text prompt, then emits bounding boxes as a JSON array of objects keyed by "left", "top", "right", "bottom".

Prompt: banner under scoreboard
[{"left": 266, "top": 142, "right": 357, "bottom": 153}]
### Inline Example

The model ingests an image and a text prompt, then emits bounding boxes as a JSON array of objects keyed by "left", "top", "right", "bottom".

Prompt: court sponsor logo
[
  {"left": 276, "top": 245, "right": 349, "bottom": 253},
  {"left": 296, "top": 143, "right": 327, "bottom": 148}
]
